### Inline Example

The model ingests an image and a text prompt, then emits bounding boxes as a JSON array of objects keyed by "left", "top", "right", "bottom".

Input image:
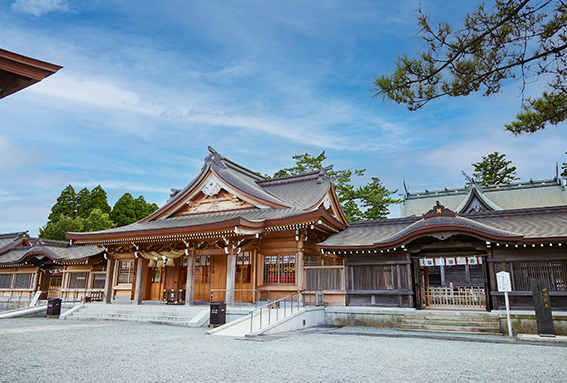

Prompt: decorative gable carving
[
  {"left": 172, "top": 189, "right": 254, "bottom": 216},
  {"left": 202, "top": 181, "right": 221, "bottom": 196},
  {"left": 424, "top": 201, "right": 456, "bottom": 219}
]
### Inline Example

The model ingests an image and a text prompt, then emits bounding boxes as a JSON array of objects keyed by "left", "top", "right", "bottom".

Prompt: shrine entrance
[
  {"left": 149, "top": 268, "right": 165, "bottom": 301},
  {"left": 418, "top": 256, "right": 488, "bottom": 310}
]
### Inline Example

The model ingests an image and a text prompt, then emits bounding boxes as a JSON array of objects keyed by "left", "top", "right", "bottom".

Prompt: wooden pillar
[
  {"left": 133, "top": 257, "right": 144, "bottom": 305},
  {"left": 104, "top": 256, "right": 115, "bottom": 304},
  {"left": 226, "top": 247, "right": 236, "bottom": 306},
  {"left": 185, "top": 251, "right": 195, "bottom": 306},
  {"left": 296, "top": 236, "right": 304, "bottom": 290}
]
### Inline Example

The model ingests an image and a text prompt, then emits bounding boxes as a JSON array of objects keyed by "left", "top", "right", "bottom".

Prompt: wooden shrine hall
[
  {"left": 67, "top": 147, "right": 348, "bottom": 306},
  {"left": 320, "top": 178, "right": 567, "bottom": 311}
]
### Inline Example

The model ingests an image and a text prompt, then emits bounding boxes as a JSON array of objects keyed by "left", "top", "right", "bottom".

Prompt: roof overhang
[
  {"left": 68, "top": 209, "right": 347, "bottom": 245},
  {"left": 0, "top": 49, "right": 62, "bottom": 99}
]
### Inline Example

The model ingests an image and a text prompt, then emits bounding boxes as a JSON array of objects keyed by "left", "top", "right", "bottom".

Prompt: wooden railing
[{"left": 422, "top": 285, "right": 485, "bottom": 308}]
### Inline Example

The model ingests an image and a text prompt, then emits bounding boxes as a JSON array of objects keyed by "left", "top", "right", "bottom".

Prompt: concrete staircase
[
  {"left": 398, "top": 311, "right": 501, "bottom": 334},
  {"left": 65, "top": 303, "right": 209, "bottom": 327}
]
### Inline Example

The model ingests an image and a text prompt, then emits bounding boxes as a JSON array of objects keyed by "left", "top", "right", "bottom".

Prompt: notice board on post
[{"left": 531, "top": 279, "right": 555, "bottom": 337}]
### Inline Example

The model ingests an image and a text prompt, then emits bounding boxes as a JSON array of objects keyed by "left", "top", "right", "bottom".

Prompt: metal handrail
[
  {"left": 248, "top": 290, "right": 305, "bottom": 334},
  {"left": 209, "top": 289, "right": 265, "bottom": 308}
]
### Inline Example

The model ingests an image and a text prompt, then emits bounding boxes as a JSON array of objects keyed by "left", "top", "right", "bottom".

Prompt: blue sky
[{"left": 1, "top": 0, "right": 565, "bottom": 236}]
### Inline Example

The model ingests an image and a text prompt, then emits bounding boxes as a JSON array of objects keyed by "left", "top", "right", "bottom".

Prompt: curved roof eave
[
  {"left": 319, "top": 216, "right": 524, "bottom": 250},
  {"left": 67, "top": 209, "right": 346, "bottom": 243}
]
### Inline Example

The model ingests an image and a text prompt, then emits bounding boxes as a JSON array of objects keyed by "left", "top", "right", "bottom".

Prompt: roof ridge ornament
[
  {"left": 202, "top": 146, "right": 227, "bottom": 170},
  {"left": 317, "top": 165, "right": 333, "bottom": 184},
  {"left": 462, "top": 170, "right": 483, "bottom": 193},
  {"left": 423, "top": 201, "right": 456, "bottom": 219}
]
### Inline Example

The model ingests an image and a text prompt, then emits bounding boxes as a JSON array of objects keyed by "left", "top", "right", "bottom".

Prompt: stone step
[
  {"left": 398, "top": 324, "right": 502, "bottom": 334},
  {"left": 71, "top": 312, "right": 196, "bottom": 322},
  {"left": 402, "top": 319, "right": 500, "bottom": 328},
  {"left": 67, "top": 315, "right": 195, "bottom": 327},
  {"left": 402, "top": 313, "right": 497, "bottom": 322}
]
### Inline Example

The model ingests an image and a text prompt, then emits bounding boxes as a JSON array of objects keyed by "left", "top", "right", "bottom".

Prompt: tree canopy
[
  {"left": 374, "top": 0, "right": 567, "bottom": 134},
  {"left": 471, "top": 152, "right": 520, "bottom": 185},
  {"left": 39, "top": 209, "right": 115, "bottom": 241},
  {"left": 110, "top": 193, "right": 159, "bottom": 227},
  {"left": 274, "top": 152, "right": 400, "bottom": 221},
  {"left": 40, "top": 186, "right": 158, "bottom": 240}
]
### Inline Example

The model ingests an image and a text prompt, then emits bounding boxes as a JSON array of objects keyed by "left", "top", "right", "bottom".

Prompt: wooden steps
[{"left": 398, "top": 311, "right": 501, "bottom": 334}]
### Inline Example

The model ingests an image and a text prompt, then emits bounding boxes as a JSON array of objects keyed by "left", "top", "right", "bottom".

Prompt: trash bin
[
  {"left": 46, "top": 298, "right": 62, "bottom": 317},
  {"left": 210, "top": 302, "right": 226, "bottom": 325}
]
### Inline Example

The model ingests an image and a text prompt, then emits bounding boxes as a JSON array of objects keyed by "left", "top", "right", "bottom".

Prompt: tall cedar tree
[
  {"left": 274, "top": 152, "right": 399, "bottom": 221},
  {"left": 471, "top": 152, "right": 520, "bottom": 186},
  {"left": 78, "top": 185, "right": 111, "bottom": 218},
  {"left": 41, "top": 185, "right": 154, "bottom": 239},
  {"left": 374, "top": 0, "right": 567, "bottom": 134},
  {"left": 110, "top": 193, "right": 159, "bottom": 227},
  {"left": 47, "top": 185, "right": 77, "bottom": 222}
]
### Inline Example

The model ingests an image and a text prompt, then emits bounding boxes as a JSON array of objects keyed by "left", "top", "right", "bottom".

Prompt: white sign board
[{"left": 496, "top": 271, "right": 512, "bottom": 292}]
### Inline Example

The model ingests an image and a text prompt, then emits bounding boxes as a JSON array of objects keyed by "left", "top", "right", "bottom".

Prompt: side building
[
  {"left": 319, "top": 178, "right": 567, "bottom": 311},
  {"left": 0, "top": 232, "right": 105, "bottom": 302}
]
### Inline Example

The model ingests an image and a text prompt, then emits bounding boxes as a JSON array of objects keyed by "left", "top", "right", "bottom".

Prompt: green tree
[
  {"left": 76, "top": 185, "right": 111, "bottom": 218},
  {"left": 48, "top": 185, "right": 78, "bottom": 222},
  {"left": 83, "top": 208, "right": 116, "bottom": 232},
  {"left": 472, "top": 152, "right": 520, "bottom": 185},
  {"left": 111, "top": 193, "right": 137, "bottom": 227},
  {"left": 374, "top": 0, "right": 567, "bottom": 134},
  {"left": 561, "top": 152, "right": 567, "bottom": 177},
  {"left": 76, "top": 187, "right": 91, "bottom": 218},
  {"left": 274, "top": 152, "right": 399, "bottom": 221},
  {"left": 133, "top": 195, "right": 158, "bottom": 220},
  {"left": 39, "top": 215, "right": 84, "bottom": 241}
]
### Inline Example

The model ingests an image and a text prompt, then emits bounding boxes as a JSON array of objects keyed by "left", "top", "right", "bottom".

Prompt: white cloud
[{"left": 11, "top": 0, "right": 69, "bottom": 17}]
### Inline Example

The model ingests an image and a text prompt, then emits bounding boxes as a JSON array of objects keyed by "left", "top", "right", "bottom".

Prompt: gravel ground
[{"left": 1, "top": 318, "right": 565, "bottom": 383}]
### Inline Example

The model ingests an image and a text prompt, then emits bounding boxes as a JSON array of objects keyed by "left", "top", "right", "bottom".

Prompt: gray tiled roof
[
  {"left": 215, "top": 159, "right": 289, "bottom": 207},
  {"left": 401, "top": 179, "right": 567, "bottom": 217},
  {"left": 262, "top": 177, "right": 330, "bottom": 210},
  {"left": 71, "top": 149, "right": 337, "bottom": 239},
  {"left": 320, "top": 206, "right": 567, "bottom": 248},
  {"left": 0, "top": 243, "right": 104, "bottom": 265},
  {"left": 72, "top": 207, "right": 315, "bottom": 236},
  {"left": 0, "top": 232, "right": 27, "bottom": 255}
]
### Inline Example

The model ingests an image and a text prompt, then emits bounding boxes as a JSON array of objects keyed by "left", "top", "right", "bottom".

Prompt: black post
[{"left": 412, "top": 259, "right": 422, "bottom": 310}]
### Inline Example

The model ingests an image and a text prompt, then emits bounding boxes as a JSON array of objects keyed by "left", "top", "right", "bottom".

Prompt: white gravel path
[{"left": 1, "top": 318, "right": 565, "bottom": 383}]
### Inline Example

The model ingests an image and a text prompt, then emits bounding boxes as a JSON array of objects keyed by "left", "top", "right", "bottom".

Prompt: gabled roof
[
  {"left": 401, "top": 178, "right": 567, "bottom": 217},
  {"left": 0, "top": 237, "right": 104, "bottom": 266},
  {"left": 319, "top": 204, "right": 567, "bottom": 250},
  {"left": 0, "top": 232, "right": 30, "bottom": 255},
  {"left": 68, "top": 148, "right": 348, "bottom": 243},
  {"left": 0, "top": 49, "right": 62, "bottom": 99}
]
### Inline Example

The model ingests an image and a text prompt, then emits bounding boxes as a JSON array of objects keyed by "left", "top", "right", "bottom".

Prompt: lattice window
[
  {"left": 14, "top": 273, "right": 32, "bottom": 289},
  {"left": 511, "top": 261, "right": 567, "bottom": 291},
  {"left": 69, "top": 272, "right": 88, "bottom": 289},
  {"left": 118, "top": 261, "right": 135, "bottom": 284},
  {"left": 350, "top": 265, "right": 409, "bottom": 291},
  {"left": 49, "top": 275, "right": 62, "bottom": 288},
  {"left": 304, "top": 255, "right": 344, "bottom": 266},
  {"left": 0, "top": 274, "right": 12, "bottom": 289},
  {"left": 306, "top": 268, "right": 342, "bottom": 290},
  {"left": 263, "top": 255, "right": 295, "bottom": 284},
  {"left": 91, "top": 273, "right": 106, "bottom": 289}
]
